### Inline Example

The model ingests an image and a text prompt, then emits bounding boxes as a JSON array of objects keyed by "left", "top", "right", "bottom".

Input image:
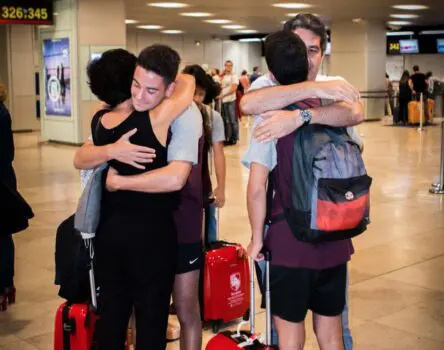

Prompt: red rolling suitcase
[
  {"left": 206, "top": 253, "right": 277, "bottom": 349},
  {"left": 54, "top": 239, "right": 99, "bottom": 350},
  {"left": 202, "top": 207, "right": 251, "bottom": 333}
]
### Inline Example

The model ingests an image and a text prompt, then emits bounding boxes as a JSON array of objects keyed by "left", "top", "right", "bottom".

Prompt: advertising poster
[{"left": 43, "top": 37, "right": 71, "bottom": 116}]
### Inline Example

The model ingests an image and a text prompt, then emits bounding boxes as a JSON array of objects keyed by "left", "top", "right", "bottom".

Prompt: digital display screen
[
  {"left": 437, "top": 39, "right": 444, "bottom": 53},
  {"left": 399, "top": 39, "right": 419, "bottom": 54},
  {"left": 0, "top": 1, "right": 53, "bottom": 25}
]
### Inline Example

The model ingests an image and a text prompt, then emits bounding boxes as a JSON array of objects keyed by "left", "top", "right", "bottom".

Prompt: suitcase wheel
[{"left": 211, "top": 320, "right": 222, "bottom": 334}]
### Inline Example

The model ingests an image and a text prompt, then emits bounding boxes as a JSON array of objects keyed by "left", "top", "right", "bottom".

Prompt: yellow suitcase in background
[
  {"left": 427, "top": 99, "right": 435, "bottom": 123},
  {"left": 408, "top": 101, "right": 421, "bottom": 124}
]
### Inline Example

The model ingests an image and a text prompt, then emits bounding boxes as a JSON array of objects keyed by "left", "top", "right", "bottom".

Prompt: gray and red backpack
[{"left": 271, "top": 121, "right": 372, "bottom": 243}]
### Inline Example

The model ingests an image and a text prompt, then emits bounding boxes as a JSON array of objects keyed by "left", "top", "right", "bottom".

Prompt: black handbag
[
  {"left": 54, "top": 214, "right": 92, "bottom": 303},
  {"left": 0, "top": 180, "right": 34, "bottom": 235}
]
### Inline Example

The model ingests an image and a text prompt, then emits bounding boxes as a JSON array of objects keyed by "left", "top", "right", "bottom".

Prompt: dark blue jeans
[
  {"left": 221, "top": 101, "right": 239, "bottom": 143},
  {"left": 0, "top": 234, "right": 15, "bottom": 293}
]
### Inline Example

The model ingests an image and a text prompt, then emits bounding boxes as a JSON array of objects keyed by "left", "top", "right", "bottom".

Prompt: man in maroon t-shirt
[{"left": 245, "top": 31, "right": 352, "bottom": 350}]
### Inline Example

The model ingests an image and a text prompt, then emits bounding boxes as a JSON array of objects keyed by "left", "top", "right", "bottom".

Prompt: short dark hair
[
  {"left": 182, "top": 64, "right": 220, "bottom": 103},
  {"left": 253, "top": 66, "right": 259, "bottom": 72},
  {"left": 413, "top": 65, "right": 419, "bottom": 72},
  {"left": 87, "top": 49, "right": 136, "bottom": 108},
  {"left": 426, "top": 71, "right": 433, "bottom": 78},
  {"left": 225, "top": 60, "right": 233, "bottom": 65},
  {"left": 137, "top": 44, "right": 181, "bottom": 85},
  {"left": 265, "top": 31, "right": 308, "bottom": 85},
  {"left": 242, "top": 70, "right": 248, "bottom": 75},
  {"left": 283, "top": 13, "right": 327, "bottom": 54}
]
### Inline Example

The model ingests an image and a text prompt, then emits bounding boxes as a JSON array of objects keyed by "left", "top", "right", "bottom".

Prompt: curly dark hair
[
  {"left": 87, "top": 49, "right": 136, "bottom": 108},
  {"left": 265, "top": 31, "right": 308, "bottom": 85},
  {"left": 137, "top": 44, "right": 181, "bottom": 86}
]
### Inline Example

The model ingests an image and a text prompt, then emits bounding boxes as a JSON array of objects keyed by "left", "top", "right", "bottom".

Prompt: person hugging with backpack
[{"left": 243, "top": 30, "right": 371, "bottom": 350}]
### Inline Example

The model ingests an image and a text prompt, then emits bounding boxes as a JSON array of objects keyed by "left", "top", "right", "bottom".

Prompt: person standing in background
[
  {"left": 250, "top": 66, "right": 261, "bottom": 84},
  {"left": 398, "top": 70, "right": 413, "bottom": 125},
  {"left": 240, "top": 70, "right": 250, "bottom": 92},
  {"left": 237, "top": 70, "right": 250, "bottom": 119},
  {"left": 219, "top": 60, "right": 239, "bottom": 145},
  {"left": 385, "top": 73, "right": 395, "bottom": 117},
  {"left": 410, "top": 65, "right": 428, "bottom": 124},
  {"left": 0, "top": 84, "right": 17, "bottom": 312},
  {"left": 210, "top": 68, "right": 222, "bottom": 113}
]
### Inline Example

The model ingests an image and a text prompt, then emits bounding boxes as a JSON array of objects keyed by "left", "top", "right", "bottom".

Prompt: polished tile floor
[{"left": 1, "top": 119, "right": 444, "bottom": 349}]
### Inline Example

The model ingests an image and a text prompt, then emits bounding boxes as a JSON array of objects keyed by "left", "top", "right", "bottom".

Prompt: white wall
[
  {"left": 126, "top": 29, "right": 262, "bottom": 75},
  {"left": 386, "top": 54, "right": 444, "bottom": 81},
  {"left": 7, "top": 25, "right": 40, "bottom": 131}
]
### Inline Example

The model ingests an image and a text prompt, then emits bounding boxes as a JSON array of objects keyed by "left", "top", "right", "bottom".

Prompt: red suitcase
[
  {"left": 203, "top": 243, "right": 250, "bottom": 333},
  {"left": 206, "top": 253, "right": 277, "bottom": 349},
  {"left": 54, "top": 302, "right": 98, "bottom": 350},
  {"left": 202, "top": 207, "right": 250, "bottom": 333},
  {"left": 54, "top": 238, "right": 99, "bottom": 350}
]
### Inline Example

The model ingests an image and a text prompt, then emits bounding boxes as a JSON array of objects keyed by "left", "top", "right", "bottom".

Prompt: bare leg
[
  {"left": 313, "top": 313, "right": 344, "bottom": 350},
  {"left": 274, "top": 315, "right": 305, "bottom": 350},
  {"left": 172, "top": 270, "right": 202, "bottom": 350}
]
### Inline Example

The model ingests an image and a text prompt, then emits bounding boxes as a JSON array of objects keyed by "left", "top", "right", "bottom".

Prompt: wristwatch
[{"left": 300, "top": 109, "right": 313, "bottom": 126}]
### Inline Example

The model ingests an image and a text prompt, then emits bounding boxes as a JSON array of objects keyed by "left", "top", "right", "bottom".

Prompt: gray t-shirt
[
  {"left": 80, "top": 103, "right": 202, "bottom": 188},
  {"left": 167, "top": 102, "right": 203, "bottom": 164},
  {"left": 210, "top": 108, "right": 225, "bottom": 143}
]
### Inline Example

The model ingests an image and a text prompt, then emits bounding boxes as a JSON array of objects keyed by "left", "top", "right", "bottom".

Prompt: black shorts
[
  {"left": 269, "top": 263, "right": 347, "bottom": 323},
  {"left": 176, "top": 242, "right": 203, "bottom": 275}
]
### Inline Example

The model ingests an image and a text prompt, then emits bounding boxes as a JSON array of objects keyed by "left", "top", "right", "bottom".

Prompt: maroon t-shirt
[
  {"left": 265, "top": 99, "right": 354, "bottom": 269},
  {"left": 173, "top": 135, "right": 205, "bottom": 244}
]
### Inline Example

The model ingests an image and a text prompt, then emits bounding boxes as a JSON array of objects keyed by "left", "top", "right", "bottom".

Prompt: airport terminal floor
[{"left": 1, "top": 119, "right": 444, "bottom": 350}]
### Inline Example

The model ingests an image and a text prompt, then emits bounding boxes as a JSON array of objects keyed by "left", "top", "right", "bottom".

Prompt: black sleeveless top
[{"left": 91, "top": 109, "right": 178, "bottom": 216}]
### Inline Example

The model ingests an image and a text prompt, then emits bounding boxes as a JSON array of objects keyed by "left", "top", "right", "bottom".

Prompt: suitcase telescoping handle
[
  {"left": 249, "top": 250, "right": 272, "bottom": 346},
  {"left": 204, "top": 199, "right": 219, "bottom": 248},
  {"left": 84, "top": 238, "right": 97, "bottom": 309}
]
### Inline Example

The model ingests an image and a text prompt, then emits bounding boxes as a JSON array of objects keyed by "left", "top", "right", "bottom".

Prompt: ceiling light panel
[
  {"left": 272, "top": 3, "right": 312, "bottom": 9},
  {"left": 181, "top": 12, "right": 212, "bottom": 17},
  {"left": 222, "top": 25, "right": 246, "bottom": 29},
  {"left": 237, "top": 30, "right": 259, "bottom": 34},
  {"left": 386, "top": 31, "right": 415, "bottom": 36},
  {"left": 239, "top": 38, "right": 262, "bottom": 42},
  {"left": 162, "top": 30, "right": 184, "bottom": 34},
  {"left": 391, "top": 5, "right": 429, "bottom": 10},
  {"left": 390, "top": 14, "right": 419, "bottom": 19},
  {"left": 137, "top": 25, "right": 163, "bottom": 29},
  {"left": 205, "top": 19, "right": 232, "bottom": 24},
  {"left": 148, "top": 2, "right": 189, "bottom": 8},
  {"left": 387, "top": 21, "right": 412, "bottom": 26},
  {"left": 125, "top": 19, "right": 138, "bottom": 24}
]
